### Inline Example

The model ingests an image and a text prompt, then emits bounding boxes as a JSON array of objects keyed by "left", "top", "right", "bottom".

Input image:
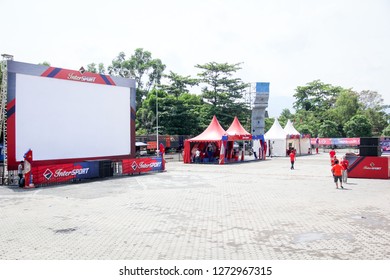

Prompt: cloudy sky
[{"left": 2, "top": 0, "right": 389, "bottom": 117}]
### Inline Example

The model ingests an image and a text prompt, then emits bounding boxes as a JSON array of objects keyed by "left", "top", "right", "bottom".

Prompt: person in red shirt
[
  {"left": 331, "top": 159, "right": 344, "bottom": 189},
  {"left": 340, "top": 156, "right": 349, "bottom": 183},
  {"left": 329, "top": 148, "right": 336, "bottom": 158},
  {"left": 289, "top": 150, "right": 296, "bottom": 170},
  {"left": 331, "top": 155, "right": 337, "bottom": 166}
]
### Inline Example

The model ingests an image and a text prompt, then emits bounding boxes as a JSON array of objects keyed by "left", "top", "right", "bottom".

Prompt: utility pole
[{"left": 155, "top": 88, "right": 159, "bottom": 156}]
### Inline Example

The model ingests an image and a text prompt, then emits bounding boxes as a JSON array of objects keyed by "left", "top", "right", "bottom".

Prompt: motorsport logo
[
  {"left": 43, "top": 168, "right": 90, "bottom": 180},
  {"left": 363, "top": 162, "right": 382, "bottom": 171}
]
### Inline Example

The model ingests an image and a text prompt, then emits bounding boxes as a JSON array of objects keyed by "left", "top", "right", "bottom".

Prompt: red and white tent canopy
[
  {"left": 226, "top": 116, "right": 252, "bottom": 140},
  {"left": 188, "top": 115, "right": 227, "bottom": 142}
]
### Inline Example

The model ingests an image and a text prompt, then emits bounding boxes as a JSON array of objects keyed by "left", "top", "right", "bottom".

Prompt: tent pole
[{"left": 299, "top": 137, "right": 302, "bottom": 155}]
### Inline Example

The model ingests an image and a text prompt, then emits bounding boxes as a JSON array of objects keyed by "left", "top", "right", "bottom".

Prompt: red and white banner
[
  {"left": 311, "top": 138, "right": 360, "bottom": 146},
  {"left": 122, "top": 157, "right": 164, "bottom": 174}
]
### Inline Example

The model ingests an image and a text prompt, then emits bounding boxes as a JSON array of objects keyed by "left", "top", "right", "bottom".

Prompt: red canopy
[
  {"left": 189, "top": 115, "right": 227, "bottom": 142},
  {"left": 226, "top": 116, "right": 252, "bottom": 140}
]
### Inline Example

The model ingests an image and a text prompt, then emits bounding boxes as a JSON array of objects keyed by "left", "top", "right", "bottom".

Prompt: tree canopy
[{"left": 289, "top": 80, "right": 389, "bottom": 137}]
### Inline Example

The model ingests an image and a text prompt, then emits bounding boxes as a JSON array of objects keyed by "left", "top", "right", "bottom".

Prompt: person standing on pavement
[
  {"left": 207, "top": 143, "right": 214, "bottom": 160},
  {"left": 331, "top": 155, "right": 337, "bottom": 166},
  {"left": 251, "top": 147, "right": 258, "bottom": 159},
  {"left": 18, "top": 161, "right": 24, "bottom": 188},
  {"left": 289, "top": 150, "right": 296, "bottom": 170},
  {"left": 341, "top": 156, "right": 349, "bottom": 183},
  {"left": 331, "top": 159, "right": 344, "bottom": 189},
  {"left": 195, "top": 148, "right": 201, "bottom": 163},
  {"left": 329, "top": 148, "right": 336, "bottom": 159}
]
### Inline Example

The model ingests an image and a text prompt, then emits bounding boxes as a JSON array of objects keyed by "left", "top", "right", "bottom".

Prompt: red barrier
[
  {"left": 122, "top": 157, "right": 164, "bottom": 174},
  {"left": 348, "top": 156, "right": 390, "bottom": 179}
]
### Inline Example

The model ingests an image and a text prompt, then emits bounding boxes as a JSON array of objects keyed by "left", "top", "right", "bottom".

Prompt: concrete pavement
[{"left": 0, "top": 152, "right": 389, "bottom": 260}]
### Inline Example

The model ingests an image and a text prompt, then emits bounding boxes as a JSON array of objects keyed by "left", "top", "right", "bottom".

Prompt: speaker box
[
  {"left": 99, "top": 160, "right": 113, "bottom": 178},
  {"left": 360, "top": 137, "right": 379, "bottom": 146},
  {"left": 359, "top": 146, "right": 381, "bottom": 157}
]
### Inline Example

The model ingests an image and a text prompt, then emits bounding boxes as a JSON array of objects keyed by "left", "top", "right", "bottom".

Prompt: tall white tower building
[{"left": 251, "top": 82, "right": 270, "bottom": 135}]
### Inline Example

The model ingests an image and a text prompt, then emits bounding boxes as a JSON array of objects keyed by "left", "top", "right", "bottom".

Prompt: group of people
[
  {"left": 193, "top": 143, "right": 217, "bottom": 163},
  {"left": 287, "top": 147, "right": 350, "bottom": 189},
  {"left": 329, "top": 148, "right": 349, "bottom": 189}
]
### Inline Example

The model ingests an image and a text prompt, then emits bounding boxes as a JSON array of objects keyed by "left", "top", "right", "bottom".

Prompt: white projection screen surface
[{"left": 15, "top": 73, "right": 131, "bottom": 161}]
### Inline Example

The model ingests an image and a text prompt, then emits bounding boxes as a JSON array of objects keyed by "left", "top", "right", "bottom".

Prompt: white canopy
[
  {"left": 264, "top": 118, "right": 312, "bottom": 156},
  {"left": 284, "top": 119, "right": 300, "bottom": 135},
  {"left": 264, "top": 119, "right": 287, "bottom": 156},
  {"left": 283, "top": 119, "right": 311, "bottom": 155},
  {"left": 264, "top": 118, "right": 287, "bottom": 139},
  {"left": 135, "top": 142, "right": 148, "bottom": 147}
]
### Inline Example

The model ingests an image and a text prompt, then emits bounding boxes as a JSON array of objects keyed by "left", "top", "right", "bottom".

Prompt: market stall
[
  {"left": 183, "top": 116, "right": 263, "bottom": 164},
  {"left": 264, "top": 119, "right": 287, "bottom": 157},
  {"left": 183, "top": 116, "right": 227, "bottom": 164},
  {"left": 284, "top": 119, "right": 311, "bottom": 155},
  {"left": 226, "top": 116, "right": 252, "bottom": 161}
]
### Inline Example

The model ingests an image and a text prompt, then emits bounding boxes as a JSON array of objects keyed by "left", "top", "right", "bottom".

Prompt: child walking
[
  {"left": 331, "top": 159, "right": 344, "bottom": 189},
  {"left": 289, "top": 150, "right": 296, "bottom": 170}
]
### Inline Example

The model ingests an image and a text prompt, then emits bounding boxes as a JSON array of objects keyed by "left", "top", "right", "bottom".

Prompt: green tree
[
  {"left": 160, "top": 71, "right": 198, "bottom": 98},
  {"left": 137, "top": 89, "right": 203, "bottom": 136},
  {"left": 382, "top": 124, "right": 390, "bottom": 136},
  {"left": 357, "top": 90, "right": 389, "bottom": 136},
  {"left": 107, "top": 52, "right": 130, "bottom": 77},
  {"left": 136, "top": 88, "right": 165, "bottom": 135},
  {"left": 279, "top": 108, "right": 294, "bottom": 120},
  {"left": 87, "top": 63, "right": 97, "bottom": 73},
  {"left": 334, "top": 90, "right": 359, "bottom": 121},
  {"left": 318, "top": 120, "right": 341, "bottom": 137},
  {"left": 86, "top": 62, "right": 106, "bottom": 74},
  {"left": 343, "top": 115, "right": 372, "bottom": 137},
  {"left": 195, "top": 62, "right": 250, "bottom": 129},
  {"left": 130, "top": 49, "right": 165, "bottom": 89},
  {"left": 278, "top": 108, "right": 294, "bottom": 128},
  {"left": 293, "top": 80, "right": 343, "bottom": 114},
  {"left": 295, "top": 124, "right": 312, "bottom": 135},
  {"left": 108, "top": 49, "right": 166, "bottom": 107},
  {"left": 159, "top": 93, "right": 203, "bottom": 135},
  {"left": 363, "top": 108, "right": 388, "bottom": 136},
  {"left": 39, "top": 61, "right": 51, "bottom": 66},
  {"left": 358, "top": 90, "right": 387, "bottom": 111},
  {"left": 293, "top": 110, "right": 319, "bottom": 137},
  {"left": 264, "top": 118, "right": 274, "bottom": 133}
]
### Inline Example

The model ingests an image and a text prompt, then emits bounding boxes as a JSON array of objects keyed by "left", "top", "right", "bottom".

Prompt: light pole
[{"left": 155, "top": 88, "right": 159, "bottom": 156}]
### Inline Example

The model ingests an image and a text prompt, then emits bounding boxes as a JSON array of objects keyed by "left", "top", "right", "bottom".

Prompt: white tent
[
  {"left": 264, "top": 119, "right": 287, "bottom": 157},
  {"left": 284, "top": 119, "right": 311, "bottom": 155},
  {"left": 284, "top": 119, "right": 300, "bottom": 135}
]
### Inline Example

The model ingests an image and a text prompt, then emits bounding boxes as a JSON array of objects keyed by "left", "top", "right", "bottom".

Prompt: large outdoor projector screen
[{"left": 15, "top": 73, "right": 131, "bottom": 161}]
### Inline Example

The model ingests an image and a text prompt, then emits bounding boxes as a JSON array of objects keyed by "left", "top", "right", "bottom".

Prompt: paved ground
[{"left": 0, "top": 151, "right": 389, "bottom": 260}]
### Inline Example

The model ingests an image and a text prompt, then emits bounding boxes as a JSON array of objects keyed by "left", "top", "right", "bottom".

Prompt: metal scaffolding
[{"left": 1, "top": 54, "right": 13, "bottom": 185}]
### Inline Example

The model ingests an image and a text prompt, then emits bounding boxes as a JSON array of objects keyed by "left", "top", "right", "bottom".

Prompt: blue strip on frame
[
  {"left": 100, "top": 74, "right": 113, "bottom": 85},
  {"left": 7, "top": 105, "right": 15, "bottom": 117},
  {"left": 47, "top": 68, "right": 62, "bottom": 77}
]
